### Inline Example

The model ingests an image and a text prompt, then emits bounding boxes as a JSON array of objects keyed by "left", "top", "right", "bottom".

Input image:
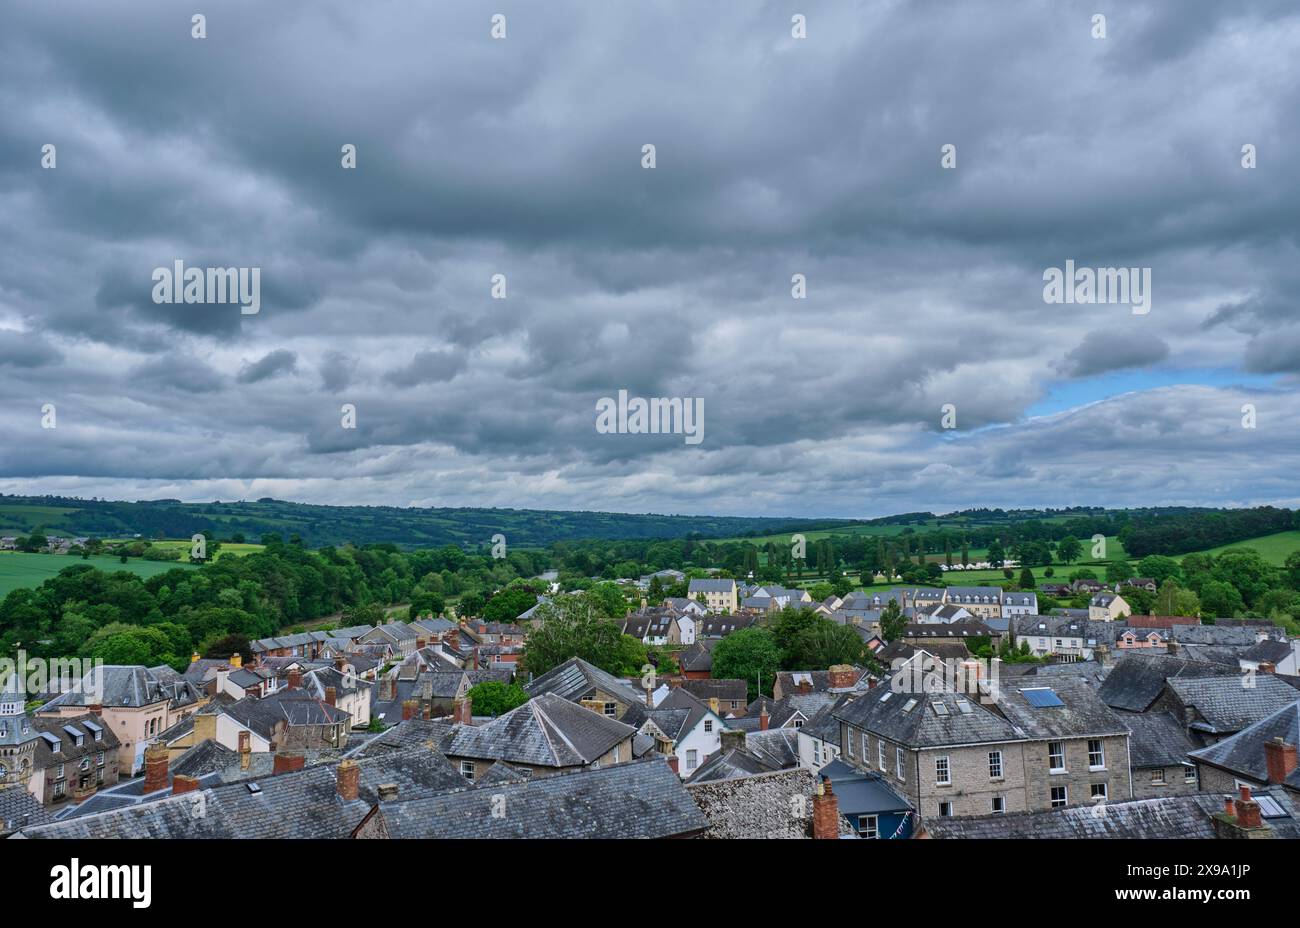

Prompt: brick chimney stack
[
  {"left": 172, "top": 774, "right": 200, "bottom": 795},
  {"left": 273, "top": 751, "right": 305, "bottom": 775},
  {"left": 143, "top": 743, "right": 170, "bottom": 795},
  {"left": 667, "top": 754, "right": 679, "bottom": 776},
  {"left": 422, "top": 702, "right": 432, "bottom": 720},
  {"left": 87, "top": 703, "right": 103, "bottom": 717},
  {"left": 336, "top": 760, "right": 360, "bottom": 802},
  {"left": 1265, "top": 737, "right": 1298, "bottom": 784},
  {"left": 444, "top": 629, "right": 460, "bottom": 651},
  {"left": 645, "top": 685, "right": 654, "bottom": 708},
  {"left": 760, "top": 706, "right": 769, "bottom": 731},
  {"left": 812, "top": 780, "right": 840, "bottom": 839},
  {"left": 402, "top": 700, "right": 417, "bottom": 721},
  {"left": 325, "top": 686, "right": 337, "bottom": 707},
  {"left": 1233, "top": 785, "right": 1264, "bottom": 829},
  {"left": 453, "top": 697, "right": 473, "bottom": 725},
  {"left": 287, "top": 668, "right": 302, "bottom": 690},
  {"left": 238, "top": 731, "right": 251, "bottom": 771},
  {"left": 827, "top": 664, "right": 858, "bottom": 690},
  {"left": 334, "top": 654, "right": 347, "bottom": 672}
]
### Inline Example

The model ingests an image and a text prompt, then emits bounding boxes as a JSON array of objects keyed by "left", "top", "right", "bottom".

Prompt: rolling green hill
[
  {"left": 1179, "top": 531, "right": 1300, "bottom": 567},
  {"left": 0, "top": 552, "right": 197, "bottom": 597},
  {"left": 0, "top": 495, "right": 852, "bottom": 550}
]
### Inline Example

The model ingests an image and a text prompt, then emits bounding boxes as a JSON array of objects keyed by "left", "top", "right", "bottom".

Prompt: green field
[
  {"left": 106, "top": 539, "right": 266, "bottom": 557},
  {"left": 1179, "top": 531, "right": 1300, "bottom": 567},
  {"left": 0, "top": 552, "right": 198, "bottom": 596}
]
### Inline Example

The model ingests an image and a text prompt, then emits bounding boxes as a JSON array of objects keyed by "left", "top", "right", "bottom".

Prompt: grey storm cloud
[
  {"left": 237, "top": 349, "right": 299, "bottom": 384},
  {"left": 1055, "top": 330, "right": 1171, "bottom": 378},
  {"left": 1, "top": 0, "right": 1299, "bottom": 515}
]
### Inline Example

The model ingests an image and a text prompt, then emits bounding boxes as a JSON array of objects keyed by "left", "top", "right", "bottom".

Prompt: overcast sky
[{"left": 2, "top": 0, "right": 1298, "bottom": 518}]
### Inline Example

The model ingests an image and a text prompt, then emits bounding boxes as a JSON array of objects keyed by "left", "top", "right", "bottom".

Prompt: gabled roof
[
  {"left": 688, "top": 579, "right": 736, "bottom": 593},
  {"left": 678, "top": 679, "right": 748, "bottom": 703},
  {"left": 833, "top": 672, "right": 1023, "bottom": 749},
  {"left": 441, "top": 693, "right": 636, "bottom": 768},
  {"left": 927, "top": 788, "right": 1300, "bottom": 839},
  {"left": 990, "top": 678, "right": 1130, "bottom": 740},
  {"left": 1097, "top": 652, "right": 1238, "bottom": 712},
  {"left": 39, "top": 665, "right": 203, "bottom": 711},
  {"left": 1, "top": 786, "right": 54, "bottom": 833},
  {"left": 1166, "top": 675, "right": 1300, "bottom": 735},
  {"left": 223, "top": 689, "right": 350, "bottom": 740},
  {"left": 1124, "top": 711, "right": 1200, "bottom": 769},
  {"left": 523, "top": 656, "right": 648, "bottom": 726},
  {"left": 1188, "top": 700, "right": 1300, "bottom": 787},
  {"left": 374, "top": 756, "right": 708, "bottom": 838},
  {"left": 18, "top": 747, "right": 467, "bottom": 839}
]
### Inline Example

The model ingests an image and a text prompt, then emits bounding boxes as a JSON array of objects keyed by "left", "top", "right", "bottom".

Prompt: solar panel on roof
[{"left": 1022, "top": 687, "right": 1064, "bottom": 708}]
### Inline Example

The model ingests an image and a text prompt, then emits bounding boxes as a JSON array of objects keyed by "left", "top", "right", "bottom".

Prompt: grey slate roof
[
  {"left": 374, "top": 756, "right": 709, "bottom": 838},
  {"left": 1166, "top": 674, "right": 1300, "bottom": 735},
  {"left": 1123, "top": 711, "right": 1200, "bottom": 769},
  {"left": 833, "top": 675, "right": 1024, "bottom": 749},
  {"left": 678, "top": 640, "right": 714, "bottom": 673},
  {"left": 678, "top": 678, "right": 748, "bottom": 704},
  {"left": 990, "top": 677, "right": 1130, "bottom": 741},
  {"left": 688, "top": 579, "right": 735, "bottom": 593},
  {"left": 524, "top": 656, "right": 648, "bottom": 728},
  {"left": 1242, "top": 639, "right": 1295, "bottom": 664},
  {"left": 441, "top": 693, "right": 636, "bottom": 768},
  {"left": 1188, "top": 700, "right": 1300, "bottom": 788},
  {"left": 348, "top": 717, "right": 458, "bottom": 757},
  {"left": 18, "top": 746, "right": 466, "bottom": 839},
  {"left": 1171, "top": 624, "right": 1262, "bottom": 646},
  {"left": 1097, "top": 652, "right": 1238, "bottom": 712},
  {"left": 925, "top": 788, "right": 1300, "bottom": 839},
  {"left": 39, "top": 665, "right": 204, "bottom": 711},
  {"left": 0, "top": 786, "right": 53, "bottom": 834},
  {"left": 223, "top": 688, "right": 351, "bottom": 740}
]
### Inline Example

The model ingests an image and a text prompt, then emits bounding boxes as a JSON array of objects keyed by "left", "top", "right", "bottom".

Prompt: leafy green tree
[
  {"left": 1209, "top": 548, "right": 1274, "bottom": 608},
  {"left": 466, "top": 681, "right": 530, "bottom": 717},
  {"left": 794, "top": 622, "right": 867, "bottom": 669},
  {"left": 1105, "top": 560, "right": 1133, "bottom": 584},
  {"left": 520, "top": 593, "right": 625, "bottom": 676},
  {"left": 483, "top": 584, "right": 543, "bottom": 623},
  {"left": 1199, "top": 580, "right": 1244, "bottom": 618},
  {"left": 1055, "top": 536, "right": 1082, "bottom": 564},
  {"left": 457, "top": 591, "right": 486, "bottom": 617},
  {"left": 1284, "top": 550, "right": 1300, "bottom": 590},
  {"left": 712, "top": 627, "right": 781, "bottom": 701},
  {"left": 880, "top": 600, "right": 906, "bottom": 642},
  {"left": 1136, "top": 555, "right": 1181, "bottom": 585}
]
